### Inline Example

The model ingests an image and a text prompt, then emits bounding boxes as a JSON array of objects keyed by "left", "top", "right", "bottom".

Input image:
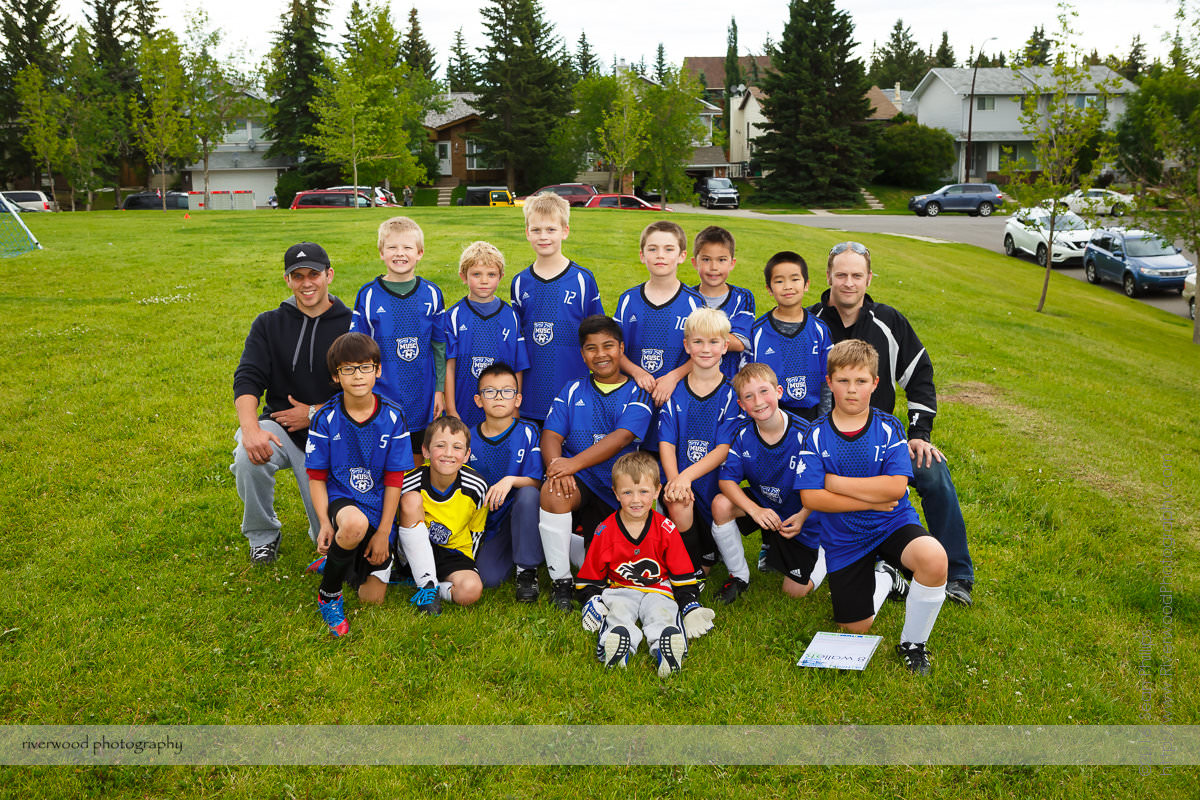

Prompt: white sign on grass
[{"left": 797, "top": 631, "right": 883, "bottom": 671}]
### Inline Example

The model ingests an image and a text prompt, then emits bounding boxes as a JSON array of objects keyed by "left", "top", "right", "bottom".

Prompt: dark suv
[
  {"left": 695, "top": 177, "right": 740, "bottom": 209},
  {"left": 122, "top": 191, "right": 189, "bottom": 210},
  {"left": 908, "top": 183, "right": 1005, "bottom": 217},
  {"left": 290, "top": 189, "right": 373, "bottom": 209},
  {"left": 530, "top": 183, "right": 600, "bottom": 206}
]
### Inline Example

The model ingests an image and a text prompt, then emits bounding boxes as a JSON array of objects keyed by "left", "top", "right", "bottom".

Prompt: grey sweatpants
[
  {"left": 230, "top": 421, "right": 320, "bottom": 548},
  {"left": 596, "top": 587, "right": 683, "bottom": 657}
]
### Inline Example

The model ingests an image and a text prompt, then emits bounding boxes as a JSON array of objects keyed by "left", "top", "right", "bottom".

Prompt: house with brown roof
[{"left": 423, "top": 93, "right": 505, "bottom": 186}]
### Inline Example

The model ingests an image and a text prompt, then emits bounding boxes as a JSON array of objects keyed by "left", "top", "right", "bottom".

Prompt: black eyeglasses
[
  {"left": 829, "top": 241, "right": 870, "bottom": 257},
  {"left": 336, "top": 363, "right": 377, "bottom": 376},
  {"left": 480, "top": 387, "right": 518, "bottom": 399}
]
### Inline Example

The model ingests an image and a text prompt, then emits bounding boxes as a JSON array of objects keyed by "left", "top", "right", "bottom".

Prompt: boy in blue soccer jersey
[
  {"left": 691, "top": 226, "right": 755, "bottom": 379},
  {"left": 397, "top": 417, "right": 489, "bottom": 614},
  {"left": 539, "top": 315, "right": 654, "bottom": 611},
  {"left": 712, "top": 363, "right": 830, "bottom": 605},
  {"left": 749, "top": 251, "right": 833, "bottom": 422},
  {"left": 796, "top": 340, "right": 948, "bottom": 676},
  {"left": 468, "top": 363, "right": 544, "bottom": 601},
  {"left": 444, "top": 241, "right": 530, "bottom": 429},
  {"left": 306, "top": 333, "right": 415, "bottom": 637},
  {"left": 615, "top": 220, "right": 704, "bottom": 449},
  {"left": 349, "top": 216, "right": 446, "bottom": 455},
  {"left": 659, "top": 307, "right": 742, "bottom": 580},
  {"left": 510, "top": 192, "right": 605, "bottom": 424}
]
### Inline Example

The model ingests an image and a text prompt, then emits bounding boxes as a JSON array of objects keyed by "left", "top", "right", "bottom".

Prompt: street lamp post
[{"left": 964, "top": 36, "right": 998, "bottom": 182}]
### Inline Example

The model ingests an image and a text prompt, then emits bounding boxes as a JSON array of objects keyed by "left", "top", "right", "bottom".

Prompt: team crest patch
[
  {"left": 428, "top": 521, "right": 452, "bottom": 545},
  {"left": 349, "top": 468, "right": 374, "bottom": 493},
  {"left": 305, "top": 440, "right": 315, "bottom": 455},
  {"left": 786, "top": 375, "right": 808, "bottom": 400},
  {"left": 760, "top": 485, "right": 782, "bottom": 504},
  {"left": 686, "top": 439, "right": 709, "bottom": 462},
  {"left": 532, "top": 322, "right": 554, "bottom": 346},
  {"left": 396, "top": 336, "right": 420, "bottom": 362},
  {"left": 640, "top": 348, "right": 664, "bottom": 373},
  {"left": 471, "top": 356, "right": 494, "bottom": 377}
]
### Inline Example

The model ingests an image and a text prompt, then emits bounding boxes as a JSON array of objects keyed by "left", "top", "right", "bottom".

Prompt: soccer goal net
[{"left": 0, "top": 194, "right": 43, "bottom": 257}]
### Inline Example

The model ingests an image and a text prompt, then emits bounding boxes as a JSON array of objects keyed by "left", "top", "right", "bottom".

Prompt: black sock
[
  {"left": 319, "top": 540, "right": 355, "bottom": 600},
  {"left": 678, "top": 524, "right": 701, "bottom": 573}
]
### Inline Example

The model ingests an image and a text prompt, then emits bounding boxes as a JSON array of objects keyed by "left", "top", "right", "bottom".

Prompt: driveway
[{"left": 671, "top": 204, "right": 1193, "bottom": 319}]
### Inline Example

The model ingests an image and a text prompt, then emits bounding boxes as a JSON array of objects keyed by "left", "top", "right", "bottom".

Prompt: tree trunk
[
  {"left": 161, "top": 156, "right": 168, "bottom": 211},
  {"left": 1036, "top": 215, "right": 1056, "bottom": 313},
  {"left": 203, "top": 146, "right": 211, "bottom": 211}
]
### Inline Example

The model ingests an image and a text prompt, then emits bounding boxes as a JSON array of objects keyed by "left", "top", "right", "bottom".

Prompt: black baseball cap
[{"left": 283, "top": 242, "right": 331, "bottom": 275}]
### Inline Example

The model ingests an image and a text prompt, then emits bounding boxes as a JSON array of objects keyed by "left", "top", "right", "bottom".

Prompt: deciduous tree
[{"left": 129, "top": 30, "right": 196, "bottom": 208}]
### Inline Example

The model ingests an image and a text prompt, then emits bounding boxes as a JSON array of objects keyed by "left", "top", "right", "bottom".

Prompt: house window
[
  {"left": 465, "top": 139, "right": 499, "bottom": 171},
  {"left": 1074, "top": 94, "right": 1106, "bottom": 110},
  {"left": 976, "top": 96, "right": 995, "bottom": 111}
]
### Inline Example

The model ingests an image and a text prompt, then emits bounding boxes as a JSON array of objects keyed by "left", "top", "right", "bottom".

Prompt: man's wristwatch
[{"left": 307, "top": 404, "right": 317, "bottom": 421}]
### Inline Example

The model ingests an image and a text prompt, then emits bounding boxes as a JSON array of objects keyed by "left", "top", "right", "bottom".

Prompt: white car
[
  {"left": 1057, "top": 188, "right": 1134, "bottom": 216},
  {"left": 326, "top": 185, "right": 396, "bottom": 206},
  {"left": 1003, "top": 207, "right": 1093, "bottom": 266},
  {"left": 1185, "top": 272, "right": 1196, "bottom": 320}
]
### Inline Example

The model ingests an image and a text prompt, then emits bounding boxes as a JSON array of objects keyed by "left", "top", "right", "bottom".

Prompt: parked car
[
  {"left": 525, "top": 183, "right": 600, "bottom": 207},
  {"left": 908, "top": 183, "right": 1005, "bottom": 217},
  {"left": 1003, "top": 207, "right": 1093, "bottom": 266},
  {"left": 1184, "top": 272, "right": 1196, "bottom": 320},
  {"left": 1083, "top": 228, "right": 1196, "bottom": 297},
  {"left": 2, "top": 190, "right": 58, "bottom": 212},
  {"left": 584, "top": 194, "right": 669, "bottom": 211},
  {"left": 694, "top": 177, "right": 740, "bottom": 209},
  {"left": 1057, "top": 188, "right": 1134, "bottom": 217},
  {"left": 122, "top": 191, "right": 189, "bottom": 210},
  {"left": 327, "top": 185, "right": 396, "bottom": 206},
  {"left": 290, "top": 189, "right": 373, "bottom": 209},
  {"left": 458, "top": 186, "right": 514, "bottom": 207}
]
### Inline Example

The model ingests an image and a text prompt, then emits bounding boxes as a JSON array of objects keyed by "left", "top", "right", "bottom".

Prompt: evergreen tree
[
  {"left": 755, "top": 0, "right": 871, "bottom": 205},
  {"left": 868, "top": 19, "right": 926, "bottom": 88},
  {"left": 723, "top": 18, "right": 742, "bottom": 136},
  {"left": 1121, "top": 35, "right": 1146, "bottom": 82},
  {"left": 933, "top": 31, "right": 955, "bottom": 68},
  {"left": 0, "top": 0, "right": 69, "bottom": 182},
  {"left": 264, "top": 0, "right": 329, "bottom": 162},
  {"left": 131, "top": 0, "right": 158, "bottom": 39},
  {"left": 474, "top": 0, "right": 573, "bottom": 191},
  {"left": 86, "top": 0, "right": 140, "bottom": 197},
  {"left": 655, "top": 43, "right": 668, "bottom": 83},
  {"left": 447, "top": 27, "right": 478, "bottom": 91},
  {"left": 400, "top": 7, "right": 437, "bottom": 78},
  {"left": 1019, "top": 25, "right": 1053, "bottom": 66},
  {"left": 576, "top": 31, "right": 598, "bottom": 76}
]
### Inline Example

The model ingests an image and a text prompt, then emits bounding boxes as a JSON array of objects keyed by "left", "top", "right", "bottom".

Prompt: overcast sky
[{"left": 54, "top": 0, "right": 1183, "bottom": 80}]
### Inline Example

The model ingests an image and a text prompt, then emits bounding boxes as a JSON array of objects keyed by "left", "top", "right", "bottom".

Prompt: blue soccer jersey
[
  {"left": 444, "top": 298, "right": 531, "bottom": 429},
  {"left": 795, "top": 409, "right": 920, "bottom": 572},
  {"left": 349, "top": 276, "right": 445, "bottom": 431},
  {"left": 305, "top": 394, "right": 415, "bottom": 530},
  {"left": 749, "top": 310, "right": 833, "bottom": 413},
  {"left": 658, "top": 378, "right": 742, "bottom": 521},
  {"left": 693, "top": 283, "right": 756, "bottom": 379},
  {"left": 510, "top": 262, "right": 604, "bottom": 422},
  {"left": 544, "top": 377, "right": 653, "bottom": 508},
  {"left": 468, "top": 418, "right": 543, "bottom": 532},
  {"left": 719, "top": 410, "right": 820, "bottom": 550}
]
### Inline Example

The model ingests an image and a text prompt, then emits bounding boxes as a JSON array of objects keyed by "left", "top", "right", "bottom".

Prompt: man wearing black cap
[{"left": 231, "top": 243, "right": 352, "bottom": 564}]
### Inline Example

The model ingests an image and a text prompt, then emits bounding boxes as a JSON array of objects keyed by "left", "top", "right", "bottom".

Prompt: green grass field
[{"left": 1, "top": 207, "right": 1197, "bottom": 796}]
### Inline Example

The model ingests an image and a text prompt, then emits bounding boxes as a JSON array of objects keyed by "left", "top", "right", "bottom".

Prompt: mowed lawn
[{"left": 1, "top": 207, "right": 1196, "bottom": 797}]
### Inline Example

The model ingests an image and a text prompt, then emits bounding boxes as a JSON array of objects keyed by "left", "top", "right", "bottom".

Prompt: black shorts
[
  {"left": 572, "top": 480, "right": 617, "bottom": 550},
  {"left": 432, "top": 544, "right": 478, "bottom": 581},
  {"left": 328, "top": 497, "right": 393, "bottom": 588},
  {"left": 762, "top": 529, "right": 819, "bottom": 585},
  {"left": 409, "top": 428, "right": 426, "bottom": 458},
  {"left": 827, "top": 524, "right": 929, "bottom": 624}
]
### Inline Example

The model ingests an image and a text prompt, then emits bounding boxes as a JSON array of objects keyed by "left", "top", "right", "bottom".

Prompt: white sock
[
  {"left": 396, "top": 522, "right": 436, "bottom": 587},
  {"left": 901, "top": 579, "right": 947, "bottom": 645},
  {"left": 569, "top": 533, "right": 586, "bottom": 569},
  {"left": 711, "top": 520, "right": 749, "bottom": 582},
  {"left": 809, "top": 547, "right": 827, "bottom": 590},
  {"left": 437, "top": 581, "right": 454, "bottom": 602},
  {"left": 539, "top": 510, "right": 573, "bottom": 581},
  {"left": 872, "top": 569, "right": 892, "bottom": 616}
]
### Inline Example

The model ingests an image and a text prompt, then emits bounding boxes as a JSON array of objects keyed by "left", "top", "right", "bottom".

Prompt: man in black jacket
[
  {"left": 810, "top": 242, "right": 975, "bottom": 606},
  {"left": 231, "top": 242, "right": 352, "bottom": 564}
]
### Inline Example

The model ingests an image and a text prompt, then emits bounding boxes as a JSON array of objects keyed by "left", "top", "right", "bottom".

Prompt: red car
[{"left": 584, "top": 194, "right": 670, "bottom": 211}]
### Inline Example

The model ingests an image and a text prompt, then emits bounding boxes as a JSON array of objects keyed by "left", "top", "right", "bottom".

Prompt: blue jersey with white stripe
[
  {"left": 795, "top": 409, "right": 920, "bottom": 572},
  {"left": 693, "top": 283, "right": 756, "bottom": 379},
  {"left": 544, "top": 377, "right": 653, "bottom": 508},
  {"left": 510, "top": 261, "right": 604, "bottom": 422},
  {"left": 468, "top": 418, "right": 543, "bottom": 535},
  {"left": 305, "top": 394, "right": 414, "bottom": 530},
  {"left": 749, "top": 310, "right": 833, "bottom": 412},
  {"left": 657, "top": 377, "right": 742, "bottom": 520},
  {"left": 349, "top": 276, "right": 445, "bottom": 431},
  {"left": 719, "top": 410, "right": 819, "bottom": 549},
  {"left": 444, "top": 298, "right": 530, "bottom": 429}
]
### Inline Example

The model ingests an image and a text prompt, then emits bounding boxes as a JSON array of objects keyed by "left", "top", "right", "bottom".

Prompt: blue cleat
[{"left": 318, "top": 594, "right": 349, "bottom": 637}]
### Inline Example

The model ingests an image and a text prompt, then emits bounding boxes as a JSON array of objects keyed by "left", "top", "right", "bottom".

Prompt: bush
[{"left": 872, "top": 122, "right": 956, "bottom": 187}]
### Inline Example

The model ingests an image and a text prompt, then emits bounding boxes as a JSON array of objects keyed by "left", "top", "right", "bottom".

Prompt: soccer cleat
[
  {"left": 896, "top": 641, "right": 931, "bottom": 676},
  {"left": 757, "top": 545, "right": 775, "bottom": 573},
  {"left": 718, "top": 575, "right": 749, "bottom": 605},
  {"left": 305, "top": 555, "right": 326, "bottom": 574},
  {"left": 600, "top": 626, "right": 631, "bottom": 668},
  {"left": 877, "top": 561, "right": 909, "bottom": 602},
  {"left": 655, "top": 626, "right": 686, "bottom": 677},
  {"left": 945, "top": 579, "right": 973, "bottom": 607},
  {"left": 410, "top": 581, "right": 442, "bottom": 616},
  {"left": 317, "top": 594, "right": 349, "bottom": 637},
  {"left": 550, "top": 578, "right": 575, "bottom": 611},
  {"left": 515, "top": 569, "right": 539, "bottom": 603},
  {"left": 249, "top": 536, "right": 281, "bottom": 565}
]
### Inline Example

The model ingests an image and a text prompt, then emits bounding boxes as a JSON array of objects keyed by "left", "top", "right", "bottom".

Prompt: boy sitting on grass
[
  {"left": 576, "top": 451, "right": 715, "bottom": 676},
  {"left": 306, "top": 333, "right": 414, "bottom": 637},
  {"left": 796, "top": 339, "right": 947, "bottom": 676}
]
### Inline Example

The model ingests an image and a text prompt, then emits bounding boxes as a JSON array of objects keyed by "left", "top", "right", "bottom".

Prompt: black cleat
[
  {"left": 550, "top": 577, "right": 575, "bottom": 611},
  {"left": 718, "top": 576, "right": 749, "bottom": 605},
  {"left": 896, "top": 641, "right": 931, "bottom": 676},
  {"left": 515, "top": 569, "right": 539, "bottom": 603},
  {"left": 249, "top": 536, "right": 281, "bottom": 565},
  {"left": 945, "top": 579, "right": 973, "bottom": 607}
]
